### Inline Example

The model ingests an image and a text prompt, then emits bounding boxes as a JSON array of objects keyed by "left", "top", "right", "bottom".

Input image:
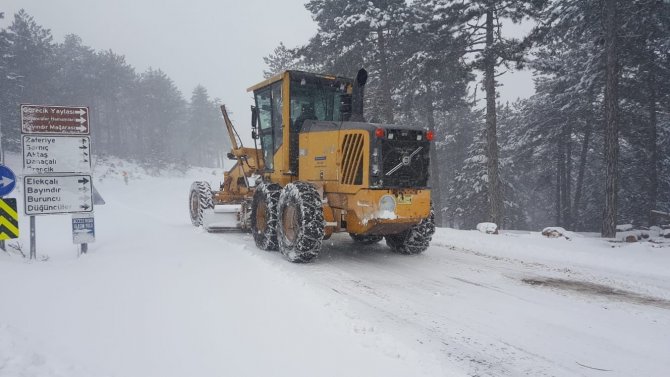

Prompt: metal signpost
[
  {"left": 72, "top": 213, "right": 95, "bottom": 253},
  {"left": 21, "top": 104, "right": 94, "bottom": 258}
]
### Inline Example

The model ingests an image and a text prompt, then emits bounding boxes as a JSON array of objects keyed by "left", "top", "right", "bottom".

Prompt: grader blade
[{"left": 202, "top": 204, "right": 243, "bottom": 232}]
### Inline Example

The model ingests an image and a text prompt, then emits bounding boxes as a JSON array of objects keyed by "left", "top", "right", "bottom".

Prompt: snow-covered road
[{"left": 1, "top": 160, "right": 669, "bottom": 376}]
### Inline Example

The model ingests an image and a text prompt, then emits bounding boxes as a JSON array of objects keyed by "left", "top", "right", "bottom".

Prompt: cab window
[
  {"left": 272, "top": 83, "right": 283, "bottom": 153},
  {"left": 290, "top": 79, "right": 345, "bottom": 129},
  {"left": 255, "top": 88, "right": 274, "bottom": 171}
]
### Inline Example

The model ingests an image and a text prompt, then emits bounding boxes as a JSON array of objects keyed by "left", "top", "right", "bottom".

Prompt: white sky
[{"left": 1, "top": 0, "right": 535, "bottom": 137}]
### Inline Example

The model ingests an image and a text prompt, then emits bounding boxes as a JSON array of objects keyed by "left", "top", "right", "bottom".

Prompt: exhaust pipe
[{"left": 350, "top": 68, "right": 368, "bottom": 122}]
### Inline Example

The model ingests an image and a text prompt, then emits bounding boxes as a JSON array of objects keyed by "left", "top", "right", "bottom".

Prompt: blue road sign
[
  {"left": 0, "top": 164, "right": 17, "bottom": 197},
  {"left": 72, "top": 213, "right": 95, "bottom": 244}
]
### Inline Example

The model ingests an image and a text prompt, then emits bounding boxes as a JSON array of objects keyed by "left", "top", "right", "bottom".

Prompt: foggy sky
[{"left": 2, "top": 0, "right": 534, "bottom": 143}]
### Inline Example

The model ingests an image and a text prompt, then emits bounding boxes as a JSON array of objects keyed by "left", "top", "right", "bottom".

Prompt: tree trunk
[
  {"left": 376, "top": 27, "right": 394, "bottom": 124},
  {"left": 562, "top": 123, "right": 573, "bottom": 228},
  {"left": 426, "top": 85, "right": 444, "bottom": 227},
  {"left": 556, "top": 149, "right": 562, "bottom": 226},
  {"left": 646, "top": 51, "right": 658, "bottom": 225},
  {"left": 557, "top": 133, "right": 565, "bottom": 226},
  {"left": 484, "top": 7, "right": 504, "bottom": 228},
  {"left": 572, "top": 123, "right": 591, "bottom": 231},
  {"left": 601, "top": 0, "right": 620, "bottom": 238}
]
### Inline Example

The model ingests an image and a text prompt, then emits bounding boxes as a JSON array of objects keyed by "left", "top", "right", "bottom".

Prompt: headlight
[{"left": 379, "top": 195, "right": 396, "bottom": 212}]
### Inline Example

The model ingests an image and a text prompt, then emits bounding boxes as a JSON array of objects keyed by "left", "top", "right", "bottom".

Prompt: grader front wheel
[
  {"left": 189, "top": 181, "right": 214, "bottom": 227},
  {"left": 251, "top": 183, "right": 281, "bottom": 251},
  {"left": 277, "top": 182, "right": 325, "bottom": 263}
]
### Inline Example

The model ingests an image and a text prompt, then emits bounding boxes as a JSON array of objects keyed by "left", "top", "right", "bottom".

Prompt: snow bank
[{"left": 476, "top": 222, "right": 497, "bottom": 234}]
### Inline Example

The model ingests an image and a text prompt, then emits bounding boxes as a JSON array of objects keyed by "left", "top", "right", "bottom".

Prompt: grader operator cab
[{"left": 189, "top": 69, "right": 435, "bottom": 262}]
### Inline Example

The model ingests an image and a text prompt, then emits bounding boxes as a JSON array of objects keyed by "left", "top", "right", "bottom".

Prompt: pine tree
[
  {"left": 302, "top": 0, "right": 409, "bottom": 122},
  {"left": 187, "top": 85, "right": 230, "bottom": 167},
  {"left": 450, "top": 0, "right": 547, "bottom": 229},
  {"left": 0, "top": 9, "right": 56, "bottom": 149},
  {"left": 394, "top": 0, "right": 474, "bottom": 226},
  {"left": 262, "top": 42, "right": 311, "bottom": 78}
]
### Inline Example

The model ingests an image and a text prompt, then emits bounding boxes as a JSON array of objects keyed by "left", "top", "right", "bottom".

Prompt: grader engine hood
[{"left": 300, "top": 120, "right": 432, "bottom": 189}]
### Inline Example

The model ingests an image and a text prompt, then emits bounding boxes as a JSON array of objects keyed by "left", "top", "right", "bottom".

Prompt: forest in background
[
  {"left": 0, "top": 10, "right": 230, "bottom": 171},
  {"left": 264, "top": 0, "right": 670, "bottom": 234}
]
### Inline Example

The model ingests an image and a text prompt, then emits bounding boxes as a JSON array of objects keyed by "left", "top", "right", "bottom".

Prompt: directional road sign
[
  {"left": 21, "top": 104, "right": 90, "bottom": 135},
  {"left": 0, "top": 198, "right": 19, "bottom": 240},
  {"left": 0, "top": 164, "right": 16, "bottom": 197},
  {"left": 72, "top": 213, "right": 95, "bottom": 244},
  {"left": 23, "top": 135, "right": 91, "bottom": 174},
  {"left": 24, "top": 174, "right": 93, "bottom": 215}
]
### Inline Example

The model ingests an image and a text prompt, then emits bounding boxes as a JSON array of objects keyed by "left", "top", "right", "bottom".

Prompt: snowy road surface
[{"left": 1, "top": 160, "right": 669, "bottom": 376}]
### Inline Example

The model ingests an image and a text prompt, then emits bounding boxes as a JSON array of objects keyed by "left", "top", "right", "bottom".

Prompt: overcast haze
[{"left": 2, "top": 0, "right": 534, "bottom": 138}]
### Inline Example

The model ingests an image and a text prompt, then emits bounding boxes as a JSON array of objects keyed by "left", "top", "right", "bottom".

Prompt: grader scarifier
[{"left": 189, "top": 69, "right": 435, "bottom": 262}]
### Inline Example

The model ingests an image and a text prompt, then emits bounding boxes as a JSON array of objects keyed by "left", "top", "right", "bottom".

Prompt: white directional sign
[
  {"left": 23, "top": 135, "right": 91, "bottom": 174},
  {"left": 23, "top": 175, "right": 93, "bottom": 215}
]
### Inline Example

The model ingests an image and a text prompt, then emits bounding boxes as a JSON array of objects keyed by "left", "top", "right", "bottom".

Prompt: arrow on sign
[
  {"left": 79, "top": 187, "right": 90, "bottom": 193},
  {"left": 75, "top": 117, "right": 87, "bottom": 124},
  {"left": 81, "top": 204, "right": 90, "bottom": 210},
  {"left": 75, "top": 109, "right": 86, "bottom": 116},
  {"left": 0, "top": 176, "right": 14, "bottom": 188},
  {"left": 79, "top": 145, "right": 88, "bottom": 150},
  {"left": 78, "top": 177, "right": 90, "bottom": 184}
]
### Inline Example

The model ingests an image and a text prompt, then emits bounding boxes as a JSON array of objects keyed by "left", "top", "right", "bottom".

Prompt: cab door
[{"left": 254, "top": 82, "right": 284, "bottom": 172}]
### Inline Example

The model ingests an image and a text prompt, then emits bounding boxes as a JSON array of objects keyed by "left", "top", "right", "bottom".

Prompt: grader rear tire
[
  {"left": 385, "top": 208, "right": 435, "bottom": 255},
  {"left": 277, "top": 182, "right": 325, "bottom": 263},
  {"left": 251, "top": 183, "right": 282, "bottom": 251},
  {"left": 189, "top": 181, "right": 214, "bottom": 227}
]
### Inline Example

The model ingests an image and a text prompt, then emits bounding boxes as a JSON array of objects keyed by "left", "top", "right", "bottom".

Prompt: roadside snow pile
[
  {"left": 616, "top": 224, "right": 670, "bottom": 243},
  {"left": 93, "top": 155, "right": 225, "bottom": 184},
  {"left": 476, "top": 222, "right": 497, "bottom": 234},
  {"left": 616, "top": 224, "right": 634, "bottom": 232},
  {"left": 432, "top": 227, "right": 670, "bottom": 280},
  {"left": 541, "top": 226, "right": 573, "bottom": 240}
]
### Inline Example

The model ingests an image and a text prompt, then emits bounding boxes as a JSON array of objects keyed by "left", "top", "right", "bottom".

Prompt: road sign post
[
  {"left": 72, "top": 213, "right": 94, "bottom": 254},
  {"left": 21, "top": 104, "right": 94, "bottom": 258}
]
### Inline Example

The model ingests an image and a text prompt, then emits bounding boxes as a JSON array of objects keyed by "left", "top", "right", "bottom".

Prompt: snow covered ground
[{"left": 1, "top": 154, "right": 669, "bottom": 376}]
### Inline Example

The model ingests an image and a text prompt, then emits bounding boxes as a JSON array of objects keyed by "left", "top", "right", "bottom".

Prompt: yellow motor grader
[{"left": 189, "top": 69, "right": 435, "bottom": 262}]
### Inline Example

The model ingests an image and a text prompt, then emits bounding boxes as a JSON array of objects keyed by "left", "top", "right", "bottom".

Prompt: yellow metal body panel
[
  {"left": 246, "top": 72, "right": 286, "bottom": 93},
  {"left": 344, "top": 189, "right": 431, "bottom": 235},
  {"left": 298, "top": 129, "right": 340, "bottom": 184}
]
